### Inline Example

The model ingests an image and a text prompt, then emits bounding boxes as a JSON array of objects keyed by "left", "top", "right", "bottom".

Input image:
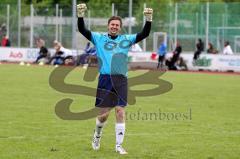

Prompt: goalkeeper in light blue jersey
[{"left": 77, "top": 3, "right": 153, "bottom": 155}]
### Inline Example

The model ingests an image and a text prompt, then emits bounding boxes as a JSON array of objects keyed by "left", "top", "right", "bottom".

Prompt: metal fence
[
  {"left": 169, "top": 2, "right": 240, "bottom": 53},
  {"left": 0, "top": 2, "right": 240, "bottom": 53}
]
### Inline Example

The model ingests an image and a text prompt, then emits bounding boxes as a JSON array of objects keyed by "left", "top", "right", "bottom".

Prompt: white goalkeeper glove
[
  {"left": 143, "top": 8, "right": 153, "bottom": 22},
  {"left": 77, "top": 3, "right": 87, "bottom": 17}
]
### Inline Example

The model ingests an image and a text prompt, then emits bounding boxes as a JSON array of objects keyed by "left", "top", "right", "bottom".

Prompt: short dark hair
[{"left": 108, "top": 16, "right": 122, "bottom": 27}]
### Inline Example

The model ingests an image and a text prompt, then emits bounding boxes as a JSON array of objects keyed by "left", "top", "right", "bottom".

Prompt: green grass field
[{"left": 0, "top": 64, "right": 240, "bottom": 159}]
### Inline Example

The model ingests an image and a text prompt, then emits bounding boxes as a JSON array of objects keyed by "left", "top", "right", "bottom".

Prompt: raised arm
[
  {"left": 77, "top": 4, "right": 92, "bottom": 41},
  {"left": 135, "top": 8, "right": 153, "bottom": 43}
]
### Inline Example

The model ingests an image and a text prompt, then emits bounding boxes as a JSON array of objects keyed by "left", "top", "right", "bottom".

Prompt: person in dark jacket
[
  {"left": 35, "top": 38, "right": 49, "bottom": 64},
  {"left": 166, "top": 42, "right": 182, "bottom": 70},
  {"left": 193, "top": 38, "right": 204, "bottom": 60}
]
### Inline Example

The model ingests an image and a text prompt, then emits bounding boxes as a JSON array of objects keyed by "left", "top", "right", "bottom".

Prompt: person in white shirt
[
  {"left": 223, "top": 41, "right": 233, "bottom": 55},
  {"left": 49, "top": 40, "right": 74, "bottom": 65}
]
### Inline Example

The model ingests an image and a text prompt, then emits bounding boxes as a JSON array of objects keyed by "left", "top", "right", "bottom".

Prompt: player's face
[{"left": 108, "top": 20, "right": 121, "bottom": 36}]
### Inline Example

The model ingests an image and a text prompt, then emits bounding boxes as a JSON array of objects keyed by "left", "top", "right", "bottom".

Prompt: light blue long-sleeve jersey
[{"left": 91, "top": 32, "right": 136, "bottom": 76}]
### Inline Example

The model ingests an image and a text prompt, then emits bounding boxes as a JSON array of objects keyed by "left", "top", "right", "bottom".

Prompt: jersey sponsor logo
[
  {"left": 104, "top": 41, "right": 117, "bottom": 51},
  {"left": 104, "top": 40, "right": 132, "bottom": 51},
  {"left": 119, "top": 40, "right": 132, "bottom": 49}
]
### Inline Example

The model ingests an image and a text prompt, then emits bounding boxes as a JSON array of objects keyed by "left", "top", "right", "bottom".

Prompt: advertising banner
[{"left": 1, "top": 47, "right": 240, "bottom": 72}]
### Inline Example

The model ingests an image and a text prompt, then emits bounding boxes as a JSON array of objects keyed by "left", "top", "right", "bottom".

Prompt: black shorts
[
  {"left": 95, "top": 74, "right": 128, "bottom": 107},
  {"left": 158, "top": 55, "right": 165, "bottom": 62}
]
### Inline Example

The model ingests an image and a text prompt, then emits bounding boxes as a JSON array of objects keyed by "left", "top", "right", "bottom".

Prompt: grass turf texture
[{"left": 0, "top": 64, "right": 239, "bottom": 159}]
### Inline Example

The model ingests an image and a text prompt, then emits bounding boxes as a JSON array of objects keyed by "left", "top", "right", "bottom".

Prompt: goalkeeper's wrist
[
  {"left": 145, "top": 16, "right": 152, "bottom": 22},
  {"left": 77, "top": 12, "right": 85, "bottom": 18}
]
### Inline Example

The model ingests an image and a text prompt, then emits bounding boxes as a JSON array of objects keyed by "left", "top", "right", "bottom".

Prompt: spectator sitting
[
  {"left": 1, "top": 34, "right": 11, "bottom": 47},
  {"left": 77, "top": 42, "right": 97, "bottom": 66},
  {"left": 207, "top": 43, "right": 218, "bottom": 54},
  {"left": 84, "top": 42, "right": 91, "bottom": 53},
  {"left": 49, "top": 40, "right": 74, "bottom": 65},
  {"left": 223, "top": 41, "right": 233, "bottom": 55},
  {"left": 176, "top": 57, "right": 188, "bottom": 70},
  {"left": 87, "top": 46, "right": 97, "bottom": 66},
  {"left": 165, "top": 42, "right": 182, "bottom": 70},
  {"left": 35, "top": 38, "right": 49, "bottom": 64},
  {"left": 62, "top": 46, "right": 75, "bottom": 65},
  {"left": 85, "top": 42, "right": 97, "bottom": 55}
]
